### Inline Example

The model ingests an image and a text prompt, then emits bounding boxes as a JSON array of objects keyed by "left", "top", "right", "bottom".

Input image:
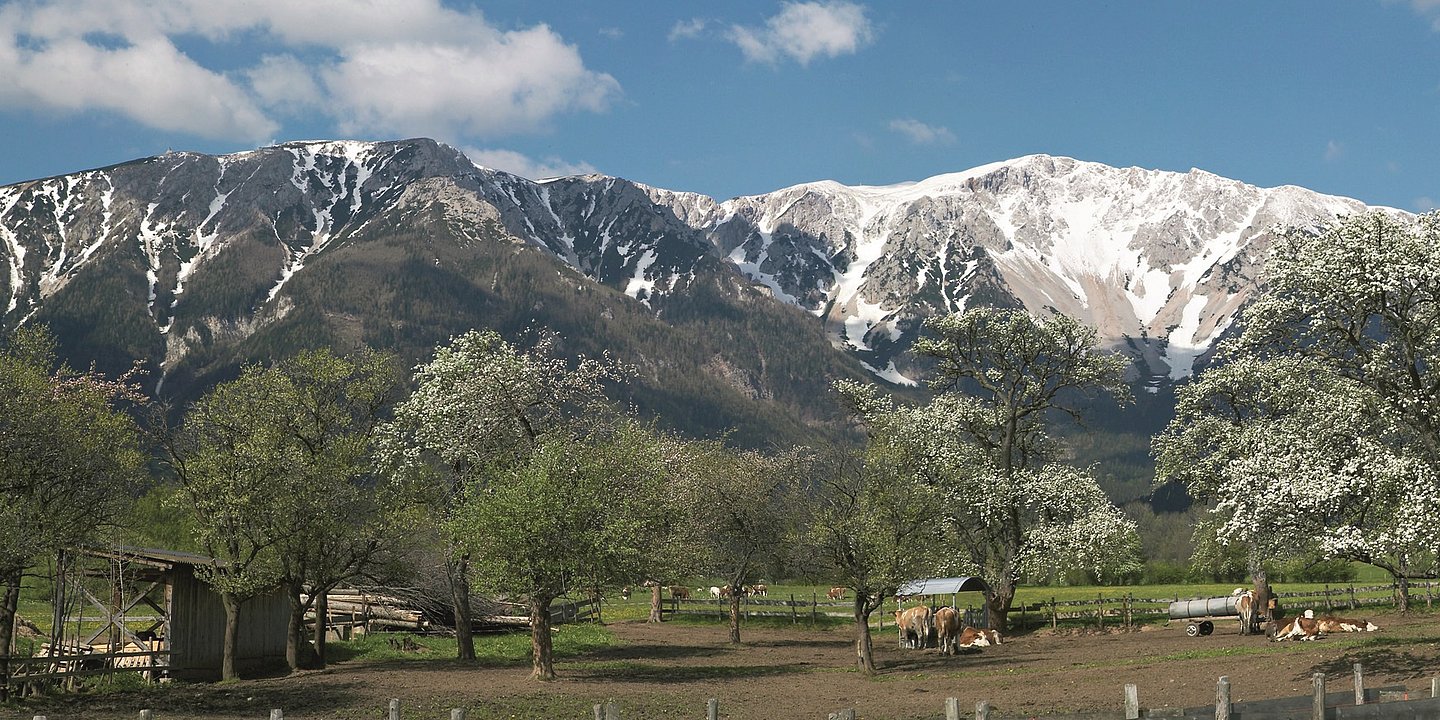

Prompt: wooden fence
[
  {"left": 1, "top": 647, "right": 170, "bottom": 699},
  {"left": 658, "top": 594, "right": 985, "bottom": 629}
]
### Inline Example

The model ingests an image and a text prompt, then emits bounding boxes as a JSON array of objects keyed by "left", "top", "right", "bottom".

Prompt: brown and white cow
[
  {"left": 895, "top": 605, "right": 934, "bottom": 649},
  {"left": 1272, "top": 609, "right": 1322, "bottom": 641},
  {"left": 933, "top": 607, "right": 961, "bottom": 655},
  {"left": 1316, "top": 615, "right": 1378, "bottom": 633},
  {"left": 752, "top": 583, "right": 769, "bottom": 597},
  {"left": 827, "top": 587, "right": 846, "bottom": 600},
  {"left": 668, "top": 585, "right": 690, "bottom": 600},
  {"left": 958, "top": 626, "right": 1002, "bottom": 648},
  {"left": 1233, "top": 588, "right": 1259, "bottom": 635}
]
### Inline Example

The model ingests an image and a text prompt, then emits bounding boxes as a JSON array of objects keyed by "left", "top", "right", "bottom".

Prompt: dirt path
[{"left": 5, "top": 611, "right": 1437, "bottom": 720}]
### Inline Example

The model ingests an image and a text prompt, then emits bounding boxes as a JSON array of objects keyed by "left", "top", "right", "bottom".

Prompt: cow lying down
[
  {"left": 930, "top": 606, "right": 1002, "bottom": 655},
  {"left": 1272, "top": 610, "right": 1379, "bottom": 641}
]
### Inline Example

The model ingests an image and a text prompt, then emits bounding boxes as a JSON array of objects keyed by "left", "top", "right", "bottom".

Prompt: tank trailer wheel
[
  {"left": 1199, "top": 620, "right": 1215, "bottom": 635},
  {"left": 1186, "top": 622, "right": 1200, "bottom": 637}
]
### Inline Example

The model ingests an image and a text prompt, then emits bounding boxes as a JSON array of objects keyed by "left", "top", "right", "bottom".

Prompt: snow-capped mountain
[
  {"left": 659, "top": 154, "right": 1384, "bottom": 387},
  {"left": 0, "top": 140, "right": 1390, "bottom": 402}
]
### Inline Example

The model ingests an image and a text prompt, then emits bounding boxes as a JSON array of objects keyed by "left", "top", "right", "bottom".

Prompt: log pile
[{"left": 304, "top": 589, "right": 431, "bottom": 632}]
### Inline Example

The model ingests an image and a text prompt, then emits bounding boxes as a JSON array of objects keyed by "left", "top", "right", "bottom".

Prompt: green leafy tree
[
  {"left": 158, "top": 367, "right": 294, "bottom": 680},
  {"left": 264, "top": 349, "right": 404, "bottom": 669},
  {"left": 871, "top": 308, "right": 1137, "bottom": 628},
  {"left": 801, "top": 443, "right": 943, "bottom": 674},
  {"left": 457, "top": 421, "right": 675, "bottom": 679},
  {"left": 677, "top": 443, "right": 806, "bottom": 645},
  {"left": 0, "top": 327, "right": 147, "bottom": 692},
  {"left": 379, "top": 329, "right": 625, "bottom": 660}
]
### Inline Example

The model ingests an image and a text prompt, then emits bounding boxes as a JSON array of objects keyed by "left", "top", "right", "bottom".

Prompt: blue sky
[{"left": 1, "top": 1, "right": 1438, "bottom": 210}]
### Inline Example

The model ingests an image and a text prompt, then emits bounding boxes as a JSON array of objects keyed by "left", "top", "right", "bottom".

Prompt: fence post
[
  {"left": 1432, "top": 677, "right": 1438, "bottom": 698},
  {"left": 389, "top": 698, "right": 400, "bottom": 720},
  {"left": 451, "top": 710, "right": 467, "bottom": 720},
  {"left": 270, "top": 711, "right": 284, "bottom": 720},
  {"left": 140, "top": 712, "right": 153, "bottom": 720},
  {"left": 790, "top": 594, "right": 796, "bottom": 624},
  {"left": 1313, "top": 673, "right": 1326, "bottom": 720},
  {"left": 812, "top": 593, "right": 818, "bottom": 626},
  {"left": 1353, "top": 663, "right": 1364, "bottom": 705},
  {"left": 976, "top": 699, "right": 991, "bottom": 720},
  {"left": 1348, "top": 586, "right": 1357, "bottom": 610},
  {"left": 829, "top": 710, "right": 857, "bottom": 720},
  {"left": 1216, "top": 676, "right": 1231, "bottom": 720},
  {"left": 1098, "top": 593, "right": 1105, "bottom": 630},
  {"left": 707, "top": 698, "right": 719, "bottom": 720},
  {"left": 593, "top": 703, "right": 604, "bottom": 720},
  {"left": 1325, "top": 585, "right": 1333, "bottom": 612},
  {"left": 1125, "top": 683, "right": 1140, "bottom": 720},
  {"left": 604, "top": 700, "right": 620, "bottom": 720},
  {"left": 945, "top": 697, "right": 961, "bottom": 720},
  {"left": 1051, "top": 597, "right": 1057, "bottom": 630}
]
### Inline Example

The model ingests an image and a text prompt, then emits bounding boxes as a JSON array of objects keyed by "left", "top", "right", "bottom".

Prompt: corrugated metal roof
[{"left": 897, "top": 576, "right": 989, "bottom": 595}]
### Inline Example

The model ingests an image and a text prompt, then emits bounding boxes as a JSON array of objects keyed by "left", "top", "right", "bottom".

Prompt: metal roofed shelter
[
  {"left": 72, "top": 546, "right": 288, "bottom": 681},
  {"left": 897, "top": 576, "right": 991, "bottom": 628}
]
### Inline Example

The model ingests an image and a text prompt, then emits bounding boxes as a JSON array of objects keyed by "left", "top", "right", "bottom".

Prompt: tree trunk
[
  {"left": 285, "top": 582, "right": 305, "bottom": 670},
  {"left": 220, "top": 591, "right": 243, "bottom": 681},
  {"left": 529, "top": 596, "right": 555, "bottom": 680},
  {"left": 854, "top": 594, "right": 875, "bottom": 675},
  {"left": 0, "top": 569, "right": 21, "bottom": 702},
  {"left": 1396, "top": 557, "right": 1411, "bottom": 613},
  {"left": 986, "top": 576, "right": 1016, "bottom": 631},
  {"left": 447, "top": 553, "right": 476, "bottom": 661},
  {"left": 728, "top": 590, "right": 742, "bottom": 644},
  {"left": 648, "top": 584, "right": 662, "bottom": 623},
  {"left": 312, "top": 589, "right": 328, "bottom": 667},
  {"left": 1248, "top": 563, "right": 1272, "bottom": 635}
]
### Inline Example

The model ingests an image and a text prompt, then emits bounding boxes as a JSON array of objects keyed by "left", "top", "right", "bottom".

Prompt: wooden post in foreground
[
  {"left": 139, "top": 712, "right": 153, "bottom": 720},
  {"left": 1432, "top": 677, "right": 1439, "bottom": 698},
  {"left": 1313, "top": 673, "right": 1326, "bottom": 720},
  {"left": 828, "top": 710, "right": 856, "bottom": 720},
  {"left": 604, "top": 700, "right": 620, "bottom": 720},
  {"left": 1216, "top": 676, "right": 1231, "bottom": 720},
  {"left": 270, "top": 711, "right": 283, "bottom": 720},
  {"left": 976, "top": 699, "right": 991, "bottom": 720},
  {"left": 707, "top": 698, "right": 719, "bottom": 720},
  {"left": 388, "top": 698, "right": 400, "bottom": 720},
  {"left": 1354, "top": 663, "right": 1364, "bottom": 705},
  {"left": 945, "top": 697, "right": 961, "bottom": 720},
  {"left": 593, "top": 703, "right": 604, "bottom": 720},
  {"left": 451, "top": 709, "right": 467, "bottom": 720},
  {"left": 1125, "top": 683, "right": 1140, "bottom": 720}
]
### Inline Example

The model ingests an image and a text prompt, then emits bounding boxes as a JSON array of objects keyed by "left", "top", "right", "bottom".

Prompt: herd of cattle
[
  {"left": 894, "top": 604, "right": 1002, "bottom": 655},
  {"left": 658, "top": 584, "right": 772, "bottom": 600},
  {"left": 1233, "top": 589, "right": 1380, "bottom": 641}
]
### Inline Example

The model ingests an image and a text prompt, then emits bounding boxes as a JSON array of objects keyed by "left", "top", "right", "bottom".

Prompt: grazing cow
[
  {"left": 827, "top": 587, "right": 846, "bottom": 600},
  {"left": 1233, "top": 588, "right": 1259, "bottom": 635},
  {"left": 895, "top": 605, "right": 934, "bottom": 649},
  {"left": 1272, "top": 609, "right": 1322, "bottom": 641},
  {"left": 709, "top": 586, "right": 722, "bottom": 598},
  {"left": 668, "top": 585, "right": 690, "bottom": 600},
  {"left": 1316, "top": 615, "right": 1379, "bottom": 633},
  {"left": 933, "top": 607, "right": 961, "bottom": 655},
  {"left": 957, "top": 626, "right": 1002, "bottom": 648},
  {"left": 719, "top": 585, "right": 734, "bottom": 598},
  {"left": 619, "top": 586, "right": 632, "bottom": 600},
  {"left": 752, "top": 583, "right": 769, "bottom": 597}
]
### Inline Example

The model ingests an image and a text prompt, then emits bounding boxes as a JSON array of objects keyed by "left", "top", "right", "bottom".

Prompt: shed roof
[
  {"left": 77, "top": 545, "right": 220, "bottom": 570},
  {"left": 897, "top": 576, "right": 989, "bottom": 595}
]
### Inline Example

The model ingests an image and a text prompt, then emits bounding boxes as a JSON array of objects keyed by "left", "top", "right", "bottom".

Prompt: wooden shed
[{"left": 74, "top": 546, "right": 289, "bottom": 681}]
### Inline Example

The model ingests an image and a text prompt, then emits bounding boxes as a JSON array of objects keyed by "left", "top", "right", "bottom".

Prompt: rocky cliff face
[
  {"left": 0, "top": 140, "right": 1391, "bottom": 403},
  {"left": 657, "top": 154, "right": 1383, "bottom": 388}
]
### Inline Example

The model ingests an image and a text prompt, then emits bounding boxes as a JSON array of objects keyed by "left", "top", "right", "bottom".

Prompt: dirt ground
[{"left": 5, "top": 611, "right": 1438, "bottom": 720}]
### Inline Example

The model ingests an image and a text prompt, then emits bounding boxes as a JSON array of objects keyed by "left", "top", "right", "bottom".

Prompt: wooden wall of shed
[{"left": 167, "top": 567, "right": 289, "bottom": 681}]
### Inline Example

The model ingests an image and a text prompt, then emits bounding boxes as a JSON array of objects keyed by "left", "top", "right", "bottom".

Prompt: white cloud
[
  {"left": 1324, "top": 139, "right": 1344, "bottom": 162},
  {"left": 726, "top": 1, "right": 873, "bottom": 65},
  {"left": 669, "top": 18, "right": 709, "bottom": 42},
  {"left": 0, "top": 0, "right": 619, "bottom": 143},
  {"left": 464, "top": 147, "right": 598, "bottom": 180},
  {"left": 889, "top": 118, "right": 955, "bottom": 145}
]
